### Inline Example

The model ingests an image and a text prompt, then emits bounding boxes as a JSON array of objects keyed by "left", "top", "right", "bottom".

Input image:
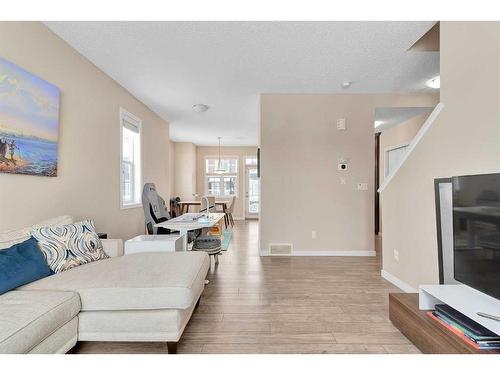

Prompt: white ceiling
[
  {"left": 374, "top": 107, "right": 434, "bottom": 132},
  {"left": 45, "top": 21, "right": 439, "bottom": 146}
]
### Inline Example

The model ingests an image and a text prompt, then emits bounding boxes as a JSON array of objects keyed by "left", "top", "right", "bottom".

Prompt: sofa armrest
[{"left": 101, "top": 239, "right": 124, "bottom": 258}]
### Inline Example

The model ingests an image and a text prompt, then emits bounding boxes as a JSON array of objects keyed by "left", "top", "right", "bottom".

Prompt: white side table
[{"left": 124, "top": 234, "right": 186, "bottom": 255}]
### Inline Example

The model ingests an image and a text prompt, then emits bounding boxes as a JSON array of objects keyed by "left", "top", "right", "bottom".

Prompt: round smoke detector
[{"left": 193, "top": 104, "right": 210, "bottom": 113}]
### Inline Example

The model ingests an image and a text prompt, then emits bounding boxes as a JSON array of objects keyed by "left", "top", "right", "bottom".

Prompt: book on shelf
[
  {"left": 427, "top": 309, "right": 500, "bottom": 350},
  {"left": 434, "top": 304, "right": 498, "bottom": 338}
]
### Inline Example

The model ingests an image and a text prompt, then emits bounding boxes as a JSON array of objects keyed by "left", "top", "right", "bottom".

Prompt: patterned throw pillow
[{"left": 33, "top": 220, "right": 109, "bottom": 273}]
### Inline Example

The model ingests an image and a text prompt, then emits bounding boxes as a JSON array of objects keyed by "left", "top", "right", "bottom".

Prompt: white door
[
  {"left": 245, "top": 166, "right": 259, "bottom": 218},
  {"left": 385, "top": 144, "right": 409, "bottom": 179}
]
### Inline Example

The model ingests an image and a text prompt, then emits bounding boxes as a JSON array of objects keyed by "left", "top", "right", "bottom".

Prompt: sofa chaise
[{"left": 0, "top": 216, "right": 210, "bottom": 354}]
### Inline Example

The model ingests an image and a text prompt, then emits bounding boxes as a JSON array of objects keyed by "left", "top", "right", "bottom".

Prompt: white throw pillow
[{"left": 33, "top": 219, "right": 109, "bottom": 273}]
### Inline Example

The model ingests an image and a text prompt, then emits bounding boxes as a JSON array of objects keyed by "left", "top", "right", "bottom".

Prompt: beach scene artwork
[{"left": 0, "top": 56, "right": 60, "bottom": 177}]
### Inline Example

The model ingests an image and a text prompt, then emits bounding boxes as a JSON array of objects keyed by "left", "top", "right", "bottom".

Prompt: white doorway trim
[{"left": 245, "top": 164, "right": 259, "bottom": 219}]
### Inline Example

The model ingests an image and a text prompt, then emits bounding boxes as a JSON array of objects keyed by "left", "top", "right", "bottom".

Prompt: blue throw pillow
[{"left": 0, "top": 237, "right": 53, "bottom": 295}]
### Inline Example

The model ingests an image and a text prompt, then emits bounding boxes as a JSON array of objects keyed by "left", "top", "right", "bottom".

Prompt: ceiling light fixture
[
  {"left": 425, "top": 76, "right": 440, "bottom": 89},
  {"left": 192, "top": 103, "right": 210, "bottom": 113},
  {"left": 214, "top": 137, "right": 226, "bottom": 174},
  {"left": 341, "top": 81, "right": 352, "bottom": 89}
]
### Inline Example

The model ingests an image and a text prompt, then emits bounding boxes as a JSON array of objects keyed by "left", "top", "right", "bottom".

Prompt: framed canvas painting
[{"left": 0, "top": 56, "right": 60, "bottom": 177}]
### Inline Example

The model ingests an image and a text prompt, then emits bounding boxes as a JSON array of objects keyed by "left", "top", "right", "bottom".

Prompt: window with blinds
[
  {"left": 205, "top": 157, "right": 238, "bottom": 197},
  {"left": 120, "top": 109, "right": 142, "bottom": 208}
]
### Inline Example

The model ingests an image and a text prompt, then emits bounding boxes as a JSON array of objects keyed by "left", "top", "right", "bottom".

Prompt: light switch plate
[{"left": 336, "top": 118, "right": 346, "bottom": 130}]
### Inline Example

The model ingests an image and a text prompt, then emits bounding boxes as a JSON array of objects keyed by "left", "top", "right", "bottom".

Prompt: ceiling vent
[{"left": 268, "top": 243, "right": 293, "bottom": 256}]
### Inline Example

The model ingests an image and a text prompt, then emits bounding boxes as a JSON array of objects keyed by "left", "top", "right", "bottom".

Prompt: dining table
[{"left": 179, "top": 200, "right": 229, "bottom": 214}]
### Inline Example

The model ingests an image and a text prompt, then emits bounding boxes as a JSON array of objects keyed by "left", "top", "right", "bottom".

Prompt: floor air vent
[{"left": 268, "top": 243, "right": 293, "bottom": 255}]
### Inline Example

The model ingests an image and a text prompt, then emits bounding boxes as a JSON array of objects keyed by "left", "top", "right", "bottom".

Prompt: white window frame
[
  {"left": 120, "top": 108, "right": 143, "bottom": 209},
  {"left": 204, "top": 156, "right": 239, "bottom": 198}
]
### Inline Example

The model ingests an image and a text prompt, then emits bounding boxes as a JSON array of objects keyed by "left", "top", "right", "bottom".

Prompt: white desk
[
  {"left": 154, "top": 213, "right": 225, "bottom": 251},
  {"left": 124, "top": 234, "right": 185, "bottom": 255}
]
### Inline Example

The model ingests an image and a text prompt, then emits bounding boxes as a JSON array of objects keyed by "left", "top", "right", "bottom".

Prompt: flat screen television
[{"left": 453, "top": 173, "right": 500, "bottom": 299}]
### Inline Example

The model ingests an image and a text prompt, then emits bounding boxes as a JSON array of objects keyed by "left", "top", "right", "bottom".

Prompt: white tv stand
[{"left": 419, "top": 284, "right": 500, "bottom": 335}]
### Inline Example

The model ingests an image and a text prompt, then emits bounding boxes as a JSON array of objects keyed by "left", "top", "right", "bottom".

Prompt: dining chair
[
  {"left": 224, "top": 196, "right": 236, "bottom": 227},
  {"left": 201, "top": 195, "right": 216, "bottom": 213},
  {"left": 169, "top": 197, "right": 182, "bottom": 217}
]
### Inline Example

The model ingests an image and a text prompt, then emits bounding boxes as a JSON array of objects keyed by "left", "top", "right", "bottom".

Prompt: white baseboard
[
  {"left": 260, "top": 249, "right": 376, "bottom": 257},
  {"left": 381, "top": 269, "right": 417, "bottom": 293}
]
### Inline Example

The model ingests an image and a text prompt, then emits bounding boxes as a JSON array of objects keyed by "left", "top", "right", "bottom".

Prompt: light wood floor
[{"left": 76, "top": 220, "right": 419, "bottom": 354}]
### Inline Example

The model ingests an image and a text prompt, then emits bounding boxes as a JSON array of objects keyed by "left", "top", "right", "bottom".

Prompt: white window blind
[{"left": 120, "top": 109, "right": 142, "bottom": 208}]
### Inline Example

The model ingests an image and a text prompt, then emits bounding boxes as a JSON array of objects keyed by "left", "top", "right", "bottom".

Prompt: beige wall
[
  {"left": 173, "top": 142, "right": 197, "bottom": 200},
  {"left": 196, "top": 146, "right": 258, "bottom": 219},
  {"left": 260, "top": 93, "right": 439, "bottom": 254},
  {"left": 0, "top": 22, "right": 172, "bottom": 240},
  {"left": 381, "top": 22, "right": 500, "bottom": 288}
]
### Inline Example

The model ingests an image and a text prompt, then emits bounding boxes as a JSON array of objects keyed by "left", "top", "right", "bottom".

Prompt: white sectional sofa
[
  {"left": 0, "top": 291, "right": 80, "bottom": 354},
  {"left": 0, "top": 216, "right": 210, "bottom": 354}
]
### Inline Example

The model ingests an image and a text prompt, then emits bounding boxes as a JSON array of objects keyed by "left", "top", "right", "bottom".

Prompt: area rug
[{"left": 221, "top": 228, "right": 233, "bottom": 251}]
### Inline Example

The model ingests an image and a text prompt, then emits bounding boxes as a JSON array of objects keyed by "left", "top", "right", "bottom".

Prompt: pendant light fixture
[{"left": 215, "top": 137, "right": 226, "bottom": 174}]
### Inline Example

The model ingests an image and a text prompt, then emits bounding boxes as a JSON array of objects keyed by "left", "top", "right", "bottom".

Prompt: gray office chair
[
  {"left": 142, "top": 183, "right": 171, "bottom": 235},
  {"left": 142, "top": 183, "right": 199, "bottom": 241}
]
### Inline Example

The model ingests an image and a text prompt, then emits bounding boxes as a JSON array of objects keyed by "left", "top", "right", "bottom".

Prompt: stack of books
[{"left": 427, "top": 304, "right": 500, "bottom": 350}]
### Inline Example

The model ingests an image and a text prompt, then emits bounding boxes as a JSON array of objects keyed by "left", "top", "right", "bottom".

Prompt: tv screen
[{"left": 453, "top": 173, "right": 500, "bottom": 299}]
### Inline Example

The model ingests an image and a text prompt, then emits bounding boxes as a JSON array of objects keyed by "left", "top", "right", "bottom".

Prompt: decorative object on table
[
  {"left": 32, "top": 219, "right": 108, "bottom": 273},
  {"left": 0, "top": 56, "right": 60, "bottom": 177},
  {"left": 0, "top": 237, "right": 53, "bottom": 294}
]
